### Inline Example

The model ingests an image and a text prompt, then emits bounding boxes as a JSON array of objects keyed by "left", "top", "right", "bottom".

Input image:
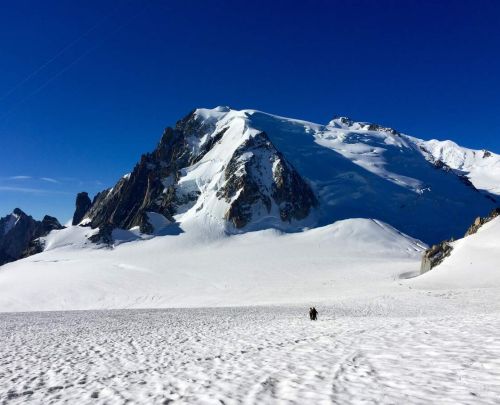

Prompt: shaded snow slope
[
  {"left": 409, "top": 216, "right": 500, "bottom": 289},
  {"left": 0, "top": 219, "right": 425, "bottom": 312},
  {"left": 244, "top": 109, "right": 495, "bottom": 243}
]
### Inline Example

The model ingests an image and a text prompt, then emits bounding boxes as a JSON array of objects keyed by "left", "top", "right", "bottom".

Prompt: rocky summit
[
  {"left": 74, "top": 108, "right": 318, "bottom": 236},
  {"left": 72, "top": 192, "right": 92, "bottom": 226},
  {"left": 0, "top": 209, "right": 63, "bottom": 265}
]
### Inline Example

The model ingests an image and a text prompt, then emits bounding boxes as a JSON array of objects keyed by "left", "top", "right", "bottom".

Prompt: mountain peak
[
  {"left": 12, "top": 208, "right": 25, "bottom": 217},
  {"left": 328, "top": 116, "right": 354, "bottom": 127},
  {"left": 0, "top": 209, "right": 63, "bottom": 265},
  {"left": 213, "top": 105, "right": 231, "bottom": 112}
]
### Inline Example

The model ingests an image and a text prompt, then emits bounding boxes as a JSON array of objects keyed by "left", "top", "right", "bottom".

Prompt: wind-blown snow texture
[{"left": 2, "top": 299, "right": 500, "bottom": 404}]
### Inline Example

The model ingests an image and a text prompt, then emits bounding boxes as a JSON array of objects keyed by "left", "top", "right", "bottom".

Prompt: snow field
[
  {"left": 0, "top": 219, "right": 425, "bottom": 312},
  {"left": 1, "top": 303, "right": 500, "bottom": 404}
]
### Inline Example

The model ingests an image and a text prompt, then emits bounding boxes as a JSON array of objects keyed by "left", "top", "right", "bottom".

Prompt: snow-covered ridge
[
  {"left": 195, "top": 107, "right": 499, "bottom": 199},
  {"left": 414, "top": 138, "right": 500, "bottom": 195}
]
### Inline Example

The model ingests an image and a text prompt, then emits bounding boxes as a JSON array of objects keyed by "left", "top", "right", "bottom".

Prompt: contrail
[
  {"left": 0, "top": 2, "right": 150, "bottom": 122},
  {"left": 0, "top": 7, "right": 114, "bottom": 104}
]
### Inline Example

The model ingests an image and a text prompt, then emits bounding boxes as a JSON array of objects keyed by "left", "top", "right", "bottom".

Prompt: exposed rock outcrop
[
  {"left": 420, "top": 207, "right": 500, "bottom": 273},
  {"left": 41, "top": 215, "right": 63, "bottom": 234},
  {"left": 88, "top": 223, "right": 114, "bottom": 245},
  {"left": 420, "top": 240, "right": 454, "bottom": 274},
  {"left": 218, "top": 132, "right": 317, "bottom": 228},
  {"left": 464, "top": 208, "right": 500, "bottom": 236},
  {"left": 0, "top": 209, "right": 64, "bottom": 265},
  {"left": 72, "top": 192, "right": 92, "bottom": 225}
]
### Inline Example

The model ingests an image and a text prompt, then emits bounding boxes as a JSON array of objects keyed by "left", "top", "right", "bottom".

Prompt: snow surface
[
  {"left": 0, "top": 219, "right": 425, "bottom": 312},
  {"left": 2, "top": 301, "right": 500, "bottom": 404}
]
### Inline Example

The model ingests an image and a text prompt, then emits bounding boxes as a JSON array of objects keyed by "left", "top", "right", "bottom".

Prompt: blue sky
[{"left": 1, "top": 0, "right": 500, "bottom": 221}]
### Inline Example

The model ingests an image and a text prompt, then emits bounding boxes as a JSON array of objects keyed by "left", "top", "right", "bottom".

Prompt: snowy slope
[
  {"left": 0, "top": 219, "right": 425, "bottom": 312},
  {"left": 244, "top": 109, "right": 495, "bottom": 243},
  {"left": 409, "top": 216, "right": 500, "bottom": 289},
  {"left": 416, "top": 138, "right": 500, "bottom": 195}
]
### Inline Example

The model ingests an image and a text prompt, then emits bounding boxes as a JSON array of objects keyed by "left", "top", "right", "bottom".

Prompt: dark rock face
[
  {"left": 365, "top": 123, "right": 398, "bottom": 135},
  {"left": 218, "top": 132, "right": 317, "bottom": 228},
  {"left": 432, "top": 159, "right": 452, "bottom": 172},
  {"left": 0, "top": 209, "right": 64, "bottom": 266},
  {"left": 464, "top": 207, "right": 500, "bottom": 237},
  {"left": 420, "top": 240, "right": 454, "bottom": 274},
  {"left": 0, "top": 209, "right": 38, "bottom": 265},
  {"left": 83, "top": 115, "right": 205, "bottom": 234},
  {"left": 81, "top": 111, "right": 317, "bottom": 238},
  {"left": 88, "top": 223, "right": 114, "bottom": 245},
  {"left": 41, "top": 215, "right": 63, "bottom": 234},
  {"left": 72, "top": 192, "right": 92, "bottom": 225}
]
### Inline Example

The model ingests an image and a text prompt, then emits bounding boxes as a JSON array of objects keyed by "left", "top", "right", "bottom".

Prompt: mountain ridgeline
[
  {"left": 71, "top": 107, "right": 497, "bottom": 245},
  {"left": 0, "top": 209, "right": 63, "bottom": 265}
]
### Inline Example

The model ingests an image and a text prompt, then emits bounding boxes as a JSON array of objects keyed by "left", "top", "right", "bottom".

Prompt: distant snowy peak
[
  {"left": 73, "top": 107, "right": 496, "bottom": 244},
  {"left": 321, "top": 115, "right": 500, "bottom": 196},
  {"left": 415, "top": 138, "right": 500, "bottom": 195}
]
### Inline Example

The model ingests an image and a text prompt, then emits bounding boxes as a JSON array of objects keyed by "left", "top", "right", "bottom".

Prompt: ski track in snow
[{"left": 1, "top": 304, "right": 500, "bottom": 404}]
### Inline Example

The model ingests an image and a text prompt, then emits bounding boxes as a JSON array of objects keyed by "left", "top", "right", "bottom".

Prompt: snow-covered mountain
[
  {"left": 415, "top": 138, "right": 500, "bottom": 196},
  {"left": 76, "top": 107, "right": 496, "bottom": 244}
]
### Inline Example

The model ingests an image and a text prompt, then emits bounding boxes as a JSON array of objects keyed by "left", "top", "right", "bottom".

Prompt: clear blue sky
[{"left": 1, "top": 0, "right": 499, "bottom": 222}]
